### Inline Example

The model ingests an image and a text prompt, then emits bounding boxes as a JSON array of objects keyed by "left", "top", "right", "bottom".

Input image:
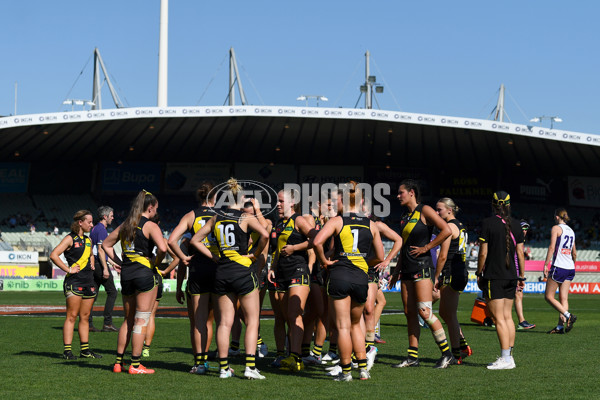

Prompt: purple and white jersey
[{"left": 552, "top": 223, "right": 575, "bottom": 270}]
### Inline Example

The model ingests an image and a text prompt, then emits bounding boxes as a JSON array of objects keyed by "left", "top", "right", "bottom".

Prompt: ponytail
[
  {"left": 196, "top": 181, "right": 215, "bottom": 206},
  {"left": 437, "top": 197, "right": 460, "bottom": 215},
  {"left": 555, "top": 207, "right": 570, "bottom": 224},
  {"left": 121, "top": 190, "right": 158, "bottom": 244},
  {"left": 492, "top": 191, "right": 512, "bottom": 269}
]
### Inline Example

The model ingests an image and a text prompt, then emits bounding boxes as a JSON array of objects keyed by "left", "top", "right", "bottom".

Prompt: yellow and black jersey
[
  {"left": 64, "top": 232, "right": 93, "bottom": 283},
  {"left": 331, "top": 213, "right": 372, "bottom": 282},
  {"left": 188, "top": 207, "right": 219, "bottom": 273},
  {"left": 444, "top": 219, "right": 467, "bottom": 274},
  {"left": 274, "top": 214, "right": 308, "bottom": 272},
  {"left": 214, "top": 208, "right": 251, "bottom": 268},
  {"left": 248, "top": 229, "right": 261, "bottom": 254},
  {"left": 399, "top": 204, "right": 434, "bottom": 274},
  {"left": 121, "top": 216, "right": 155, "bottom": 269}
]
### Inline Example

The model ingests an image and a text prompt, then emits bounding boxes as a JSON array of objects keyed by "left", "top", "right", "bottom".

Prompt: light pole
[
  {"left": 296, "top": 95, "right": 328, "bottom": 107},
  {"left": 530, "top": 116, "right": 562, "bottom": 130}
]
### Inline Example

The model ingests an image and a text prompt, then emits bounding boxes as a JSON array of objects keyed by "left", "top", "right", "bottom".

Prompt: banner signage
[
  {"left": 568, "top": 176, "right": 600, "bottom": 208},
  {"left": 164, "top": 163, "right": 230, "bottom": 193},
  {"left": 1, "top": 107, "right": 599, "bottom": 150},
  {"left": 102, "top": 162, "right": 161, "bottom": 192},
  {"left": 0, "top": 265, "right": 39, "bottom": 278},
  {"left": 0, "top": 163, "right": 29, "bottom": 193},
  {"left": 524, "top": 260, "right": 600, "bottom": 273},
  {"left": 0, "top": 278, "right": 179, "bottom": 291},
  {"left": 383, "top": 280, "right": 600, "bottom": 294},
  {"left": 0, "top": 251, "right": 38, "bottom": 264}
]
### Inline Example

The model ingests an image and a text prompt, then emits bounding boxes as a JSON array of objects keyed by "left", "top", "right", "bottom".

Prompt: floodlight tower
[
  {"left": 360, "top": 50, "right": 384, "bottom": 109},
  {"left": 157, "top": 0, "right": 168, "bottom": 107}
]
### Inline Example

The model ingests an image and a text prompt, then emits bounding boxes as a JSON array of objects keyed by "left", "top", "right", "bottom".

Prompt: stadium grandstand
[{"left": 1, "top": 4, "right": 599, "bottom": 284}]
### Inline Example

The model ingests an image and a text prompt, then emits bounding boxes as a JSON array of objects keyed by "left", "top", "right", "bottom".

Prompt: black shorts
[
  {"left": 253, "top": 262, "right": 267, "bottom": 291},
  {"left": 63, "top": 281, "right": 97, "bottom": 299},
  {"left": 267, "top": 274, "right": 282, "bottom": 292},
  {"left": 155, "top": 272, "right": 163, "bottom": 301},
  {"left": 327, "top": 278, "right": 368, "bottom": 304},
  {"left": 277, "top": 273, "right": 310, "bottom": 291},
  {"left": 121, "top": 267, "right": 158, "bottom": 297},
  {"left": 310, "top": 264, "right": 325, "bottom": 286},
  {"left": 368, "top": 270, "right": 379, "bottom": 285},
  {"left": 401, "top": 267, "right": 433, "bottom": 282},
  {"left": 480, "top": 278, "right": 517, "bottom": 300},
  {"left": 213, "top": 271, "right": 258, "bottom": 296},
  {"left": 439, "top": 269, "right": 468, "bottom": 292},
  {"left": 187, "top": 270, "right": 217, "bottom": 295}
]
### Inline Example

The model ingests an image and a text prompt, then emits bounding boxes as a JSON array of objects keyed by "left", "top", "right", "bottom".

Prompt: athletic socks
[
  {"left": 301, "top": 343, "right": 311, "bottom": 358},
  {"left": 276, "top": 349, "right": 286, "bottom": 358},
  {"left": 459, "top": 336, "right": 470, "bottom": 351},
  {"left": 143, "top": 344, "right": 150, "bottom": 351},
  {"left": 341, "top": 363, "right": 352, "bottom": 375},
  {"left": 219, "top": 358, "right": 229, "bottom": 372},
  {"left": 436, "top": 339, "right": 452, "bottom": 356},
  {"left": 501, "top": 348, "right": 511, "bottom": 362},
  {"left": 64, "top": 344, "right": 72, "bottom": 354},
  {"left": 365, "top": 331, "right": 375, "bottom": 352},
  {"left": 131, "top": 355, "right": 141, "bottom": 368},
  {"left": 80, "top": 342, "right": 91, "bottom": 355},
  {"left": 357, "top": 358, "right": 367, "bottom": 370},
  {"left": 312, "top": 344, "right": 323, "bottom": 357},
  {"left": 407, "top": 346, "right": 419, "bottom": 361},
  {"left": 564, "top": 311, "right": 571, "bottom": 319},
  {"left": 245, "top": 354, "right": 256, "bottom": 370},
  {"left": 257, "top": 336, "right": 264, "bottom": 346},
  {"left": 194, "top": 353, "right": 203, "bottom": 366},
  {"left": 115, "top": 352, "right": 124, "bottom": 365},
  {"left": 230, "top": 341, "right": 240, "bottom": 352},
  {"left": 452, "top": 347, "right": 461, "bottom": 359},
  {"left": 329, "top": 343, "right": 338, "bottom": 354}
]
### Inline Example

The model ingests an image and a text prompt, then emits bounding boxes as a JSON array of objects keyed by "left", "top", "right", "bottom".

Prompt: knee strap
[
  {"left": 417, "top": 301, "right": 438, "bottom": 324},
  {"left": 133, "top": 311, "right": 152, "bottom": 334}
]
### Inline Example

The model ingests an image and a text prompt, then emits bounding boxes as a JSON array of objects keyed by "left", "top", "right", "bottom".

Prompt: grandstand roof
[{"left": 1, "top": 106, "right": 600, "bottom": 177}]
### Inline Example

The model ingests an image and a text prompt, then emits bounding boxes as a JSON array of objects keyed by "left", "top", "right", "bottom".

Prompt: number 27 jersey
[{"left": 552, "top": 223, "right": 575, "bottom": 270}]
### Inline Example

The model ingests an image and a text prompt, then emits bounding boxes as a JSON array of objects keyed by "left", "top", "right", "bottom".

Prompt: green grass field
[{"left": 0, "top": 291, "right": 598, "bottom": 400}]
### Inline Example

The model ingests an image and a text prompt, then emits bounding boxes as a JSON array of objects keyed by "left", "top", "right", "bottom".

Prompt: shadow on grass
[
  {"left": 376, "top": 354, "right": 488, "bottom": 368},
  {"left": 162, "top": 346, "right": 193, "bottom": 356}
]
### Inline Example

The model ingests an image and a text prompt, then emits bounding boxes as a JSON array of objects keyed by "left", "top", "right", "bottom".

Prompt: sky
[{"left": 1, "top": 0, "right": 599, "bottom": 134}]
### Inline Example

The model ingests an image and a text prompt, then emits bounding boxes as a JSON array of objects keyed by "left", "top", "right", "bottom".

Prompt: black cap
[{"left": 520, "top": 219, "right": 530, "bottom": 230}]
